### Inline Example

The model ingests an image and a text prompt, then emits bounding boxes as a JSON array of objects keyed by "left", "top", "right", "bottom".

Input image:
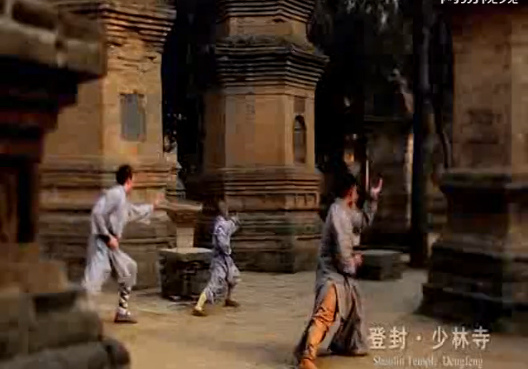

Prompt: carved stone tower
[
  {"left": 39, "top": 0, "right": 176, "bottom": 288},
  {"left": 422, "top": 4, "right": 528, "bottom": 333},
  {"left": 0, "top": 1, "right": 130, "bottom": 367},
  {"left": 191, "top": 0, "right": 327, "bottom": 272}
]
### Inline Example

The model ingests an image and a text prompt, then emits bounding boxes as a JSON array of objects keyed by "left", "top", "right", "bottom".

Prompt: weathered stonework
[
  {"left": 164, "top": 143, "right": 203, "bottom": 250},
  {"left": 39, "top": 0, "right": 177, "bottom": 288},
  {"left": 356, "top": 250, "right": 404, "bottom": 281},
  {"left": 159, "top": 248, "right": 212, "bottom": 300},
  {"left": 192, "top": 167, "right": 323, "bottom": 272},
  {"left": 0, "top": 0, "right": 128, "bottom": 366},
  {"left": 363, "top": 117, "right": 413, "bottom": 248},
  {"left": 189, "top": 0, "right": 328, "bottom": 272},
  {"left": 422, "top": 5, "right": 528, "bottom": 334},
  {"left": 0, "top": 288, "right": 129, "bottom": 368}
]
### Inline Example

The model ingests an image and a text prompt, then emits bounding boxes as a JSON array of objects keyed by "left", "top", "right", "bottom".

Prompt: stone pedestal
[
  {"left": 159, "top": 248, "right": 212, "bottom": 300},
  {"left": 422, "top": 5, "right": 528, "bottom": 333},
  {"left": 39, "top": 0, "right": 177, "bottom": 288},
  {"left": 164, "top": 147, "right": 202, "bottom": 249},
  {"left": 165, "top": 148, "right": 185, "bottom": 200},
  {"left": 0, "top": 1, "right": 127, "bottom": 366},
  {"left": 165, "top": 201, "right": 203, "bottom": 249},
  {"left": 356, "top": 250, "right": 404, "bottom": 281},
  {"left": 190, "top": 0, "right": 328, "bottom": 272}
]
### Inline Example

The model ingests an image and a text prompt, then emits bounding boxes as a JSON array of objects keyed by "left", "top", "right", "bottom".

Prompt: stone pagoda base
[
  {"left": 190, "top": 167, "right": 322, "bottom": 273},
  {"left": 0, "top": 0, "right": 130, "bottom": 366},
  {"left": 356, "top": 250, "right": 404, "bottom": 281},
  {"left": 159, "top": 248, "right": 212, "bottom": 300},
  {"left": 421, "top": 172, "right": 528, "bottom": 334},
  {"left": 0, "top": 287, "right": 129, "bottom": 369},
  {"left": 420, "top": 4, "right": 528, "bottom": 335}
]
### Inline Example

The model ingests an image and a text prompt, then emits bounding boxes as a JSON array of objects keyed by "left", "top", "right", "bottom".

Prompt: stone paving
[{"left": 94, "top": 270, "right": 528, "bottom": 369}]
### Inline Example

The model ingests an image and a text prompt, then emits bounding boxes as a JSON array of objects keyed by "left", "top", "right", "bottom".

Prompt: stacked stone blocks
[
  {"left": 0, "top": 0, "right": 130, "bottom": 366},
  {"left": 190, "top": 0, "right": 328, "bottom": 272},
  {"left": 40, "top": 0, "right": 177, "bottom": 288}
]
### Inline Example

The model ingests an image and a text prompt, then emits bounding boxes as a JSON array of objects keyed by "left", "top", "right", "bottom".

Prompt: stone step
[
  {"left": 356, "top": 250, "right": 405, "bottom": 281},
  {"left": 0, "top": 339, "right": 129, "bottom": 369}
]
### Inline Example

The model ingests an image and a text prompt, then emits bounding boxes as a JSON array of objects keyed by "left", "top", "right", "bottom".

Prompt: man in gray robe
[
  {"left": 193, "top": 199, "right": 241, "bottom": 316},
  {"left": 83, "top": 164, "right": 160, "bottom": 324},
  {"left": 294, "top": 173, "right": 383, "bottom": 369}
]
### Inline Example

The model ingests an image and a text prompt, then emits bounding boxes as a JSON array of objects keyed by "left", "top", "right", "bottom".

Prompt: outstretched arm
[
  {"left": 229, "top": 216, "right": 240, "bottom": 234},
  {"left": 357, "top": 178, "right": 383, "bottom": 231},
  {"left": 126, "top": 203, "right": 154, "bottom": 224},
  {"left": 124, "top": 192, "right": 163, "bottom": 225},
  {"left": 113, "top": 199, "right": 153, "bottom": 239},
  {"left": 357, "top": 198, "right": 378, "bottom": 231}
]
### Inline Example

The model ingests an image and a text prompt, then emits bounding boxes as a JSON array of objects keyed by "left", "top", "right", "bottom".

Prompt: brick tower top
[{"left": 47, "top": 0, "right": 176, "bottom": 51}]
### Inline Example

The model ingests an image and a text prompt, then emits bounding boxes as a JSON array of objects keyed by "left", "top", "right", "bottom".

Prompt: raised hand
[
  {"left": 153, "top": 192, "right": 164, "bottom": 208},
  {"left": 231, "top": 214, "right": 240, "bottom": 225},
  {"left": 370, "top": 177, "right": 383, "bottom": 199},
  {"left": 353, "top": 253, "right": 363, "bottom": 267}
]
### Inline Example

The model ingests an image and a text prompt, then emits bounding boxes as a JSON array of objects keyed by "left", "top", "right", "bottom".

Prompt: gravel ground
[{"left": 94, "top": 270, "right": 528, "bottom": 369}]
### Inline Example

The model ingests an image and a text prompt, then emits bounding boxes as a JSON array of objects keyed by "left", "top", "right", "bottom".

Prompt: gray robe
[
  {"left": 83, "top": 185, "right": 153, "bottom": 293},
  {"left": 296, "top": 198, "right": 377, "bottom": 356},
  {"left": 203, "top": 215, "right": 241, "bottom": 303}
]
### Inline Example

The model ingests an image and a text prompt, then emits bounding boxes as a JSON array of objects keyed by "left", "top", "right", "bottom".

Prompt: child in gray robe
[
  {"left": 83, "top": 164, "right": 160, "bottom": 324},
  {"left": 193, "top": 199, "right": 241, "bottom": 316}
]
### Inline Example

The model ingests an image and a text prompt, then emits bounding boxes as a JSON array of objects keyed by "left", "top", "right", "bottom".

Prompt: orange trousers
[{"left": 298, "top": 284, "right": 338, "bottom": 367}]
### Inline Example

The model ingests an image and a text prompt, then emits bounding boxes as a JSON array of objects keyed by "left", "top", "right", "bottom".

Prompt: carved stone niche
[{"left": 0, "top": 0, "right": 128, "bottom": 367}]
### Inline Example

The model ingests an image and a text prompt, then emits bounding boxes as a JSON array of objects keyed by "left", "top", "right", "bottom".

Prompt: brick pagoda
[
  {"left": 39, "top": 0, "right": 177, "bottom": 288},
  {"left": 0, "top": 0, "right": 129, "bottom": 367},
  {"left": 189, "top": 0, "right": 328, "bottom": 272}
]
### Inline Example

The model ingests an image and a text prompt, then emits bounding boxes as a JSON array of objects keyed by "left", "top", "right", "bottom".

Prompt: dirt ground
[{"left": 94, "top": 270, "right": 528, "bottom": 369}]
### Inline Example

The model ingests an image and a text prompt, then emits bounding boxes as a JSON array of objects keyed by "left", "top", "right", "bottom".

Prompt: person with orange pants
[{"left": 294, "top": 172, "right": 382, "bottom": 369}]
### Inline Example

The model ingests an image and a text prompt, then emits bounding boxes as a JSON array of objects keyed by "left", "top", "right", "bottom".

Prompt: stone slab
[
  {"left": 31, "top": 287, "right": 84, "bottom": 314},
  {"left": 159, "top": 248, "right": 212, "bottom": 300},
  {"left": 0, "top": 287, "right": 103, "bottom": 359},
  {"left": 0, "top": 341, "right": 111, "bottom": 369},
  {"left": 356, "top": 250, "right": 404, "bottom": 281},
  {"left": 159, "top": 248, "right": 212, "bottom": 263},
  {"left": 28, "top": 309, "right": 102, "bottom": 353}
]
